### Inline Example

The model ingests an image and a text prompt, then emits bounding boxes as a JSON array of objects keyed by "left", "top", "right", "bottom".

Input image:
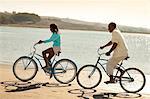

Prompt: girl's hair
[{"left": 50, "top": 24, "right": 59, "bottom": 33}]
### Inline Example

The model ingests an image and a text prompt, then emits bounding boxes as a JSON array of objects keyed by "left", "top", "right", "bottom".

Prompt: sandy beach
[{"left": 0, "top": 64, "right": 150, "bottom": 99}]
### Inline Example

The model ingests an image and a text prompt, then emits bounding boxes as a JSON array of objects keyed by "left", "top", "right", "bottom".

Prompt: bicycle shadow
[
  {"left": 0, "top": 81, "right": 71, "bottom": 92},
  {"left": 42, "top": 82, "right": 71, "bottom": 88},
  {"left": 93, "top": 92, "right": 142, "bottom": 99},
  {"left": 68, "top": 88, "right": 97, "bottom": 99},
  {"left": 68, "top": 88, "right": 142, "bottom": 99},
  {"left": 0, "top": 81, "right": 40, "bottom": 92}
]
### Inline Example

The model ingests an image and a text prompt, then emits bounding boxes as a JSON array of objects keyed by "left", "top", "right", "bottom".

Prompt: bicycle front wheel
[
  {"left": 53, "top": 59, "right": 77, "bottom": 84},
  {"left": 13, "top": 56, "right": 38, "bottom": 82},
  {"left": 77, "top": 65, "right": 102, "bottom": 89},
  {"left": 120, "top": 68, "right": 146, "bottom": 93}
]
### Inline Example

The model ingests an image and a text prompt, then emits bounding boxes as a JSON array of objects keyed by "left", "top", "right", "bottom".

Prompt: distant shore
[
  {"left": 1, "top": 24, "right": 150, "bottom": 35},
  {"left": 1, "top": 12, "right": 150, "bottom": 34}
]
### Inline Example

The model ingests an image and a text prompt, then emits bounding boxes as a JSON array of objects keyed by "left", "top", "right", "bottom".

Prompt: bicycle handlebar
[
  {"left": 97, "top": 48, "right": 106, "bottom": 57},
  {"left": 33, "top": 44, "right": 106, "bottom": 57},
  {"left": 32, "top": 42, "right": 39, "bottom": 55}
]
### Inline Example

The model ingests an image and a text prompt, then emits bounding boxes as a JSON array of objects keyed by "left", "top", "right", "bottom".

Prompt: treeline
[{"left": 0, "top": 12, "right": 41, "bottom": 24}]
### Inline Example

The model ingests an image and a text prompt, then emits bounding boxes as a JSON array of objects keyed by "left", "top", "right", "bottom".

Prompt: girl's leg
[
  {"left": 47, "top": 49, "right": 55, "bottom": 64},
  {"left": 42, "top": 48, "right": 54, "bottom": 67}
]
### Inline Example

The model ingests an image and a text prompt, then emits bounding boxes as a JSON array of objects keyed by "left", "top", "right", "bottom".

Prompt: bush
[
  {"left": 0, "top": 12, "right": 41, "bottom": 24},
  {"left": 11, "top": 13, "right": 41, "bottom": 23}
]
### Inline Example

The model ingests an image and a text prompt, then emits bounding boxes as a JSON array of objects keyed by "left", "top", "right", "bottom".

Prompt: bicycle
[
  {"left": 77, "top": 48, "right": 146, "bottom": 93},
  {"left": 13, "top": 43, "right": 77, "bottom": 84}
]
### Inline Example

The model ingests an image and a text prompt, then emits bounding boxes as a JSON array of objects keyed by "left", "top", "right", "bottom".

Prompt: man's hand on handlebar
[
  {"left": 37, "top": 40, "right": 44, "bottom": 44},
  {"left": 105, "top": 52, "right": 111, "bottom": 56}
]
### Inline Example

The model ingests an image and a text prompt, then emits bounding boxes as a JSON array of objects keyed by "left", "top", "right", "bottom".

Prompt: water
[{"left": 0, "top": 26, "right": 150, "bottom": 74}]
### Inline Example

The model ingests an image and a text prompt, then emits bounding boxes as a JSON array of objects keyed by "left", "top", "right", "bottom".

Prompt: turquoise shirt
[{"left": 43, "top": 32, "right": 61, "bottom": 47}]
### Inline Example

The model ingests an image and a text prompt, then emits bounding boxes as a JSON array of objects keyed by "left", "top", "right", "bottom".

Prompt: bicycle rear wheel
[
  {"left": 77, "top": 65, "right": 102, "bottom": 89},
  {"left": 53, "top": 59, "right": 77, "bottom": 84},
  {"left": 13, "top": 56, "right": 38, "bottom": 82},
  {"left": 120, "top": 68, "right": 146, "bottom": 93}
]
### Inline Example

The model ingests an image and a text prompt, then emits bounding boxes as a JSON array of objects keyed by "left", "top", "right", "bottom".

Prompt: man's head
[{"left": 108, "top": 22, "right": 116, "bottom": 32}]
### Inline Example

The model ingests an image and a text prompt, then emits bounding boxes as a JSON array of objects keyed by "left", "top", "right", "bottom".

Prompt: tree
[
  {"left": 0, "top": 12, "right": 41, "bottom": 24},
  {"left": 10, "top": 13, "right": 41, "bottom": 23}
]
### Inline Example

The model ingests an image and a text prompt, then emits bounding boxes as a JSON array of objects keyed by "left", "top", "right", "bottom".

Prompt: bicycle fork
[
  {"left": 88, "top": 57, "right": 100, "bottom": 78},
  {"left": 88, "top": 67, "right": 96, "bottom": 78}
]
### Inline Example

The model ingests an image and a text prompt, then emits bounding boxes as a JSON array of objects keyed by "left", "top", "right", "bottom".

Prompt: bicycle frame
[
  {"left": 92, "top": 51, "right": 134, "bottom": 83},
  {"left": 27, "top": 43, "right": 65, "bottom": 74},
  {"left": 92, "top": 51, "right": 127, "bottom": 79}
]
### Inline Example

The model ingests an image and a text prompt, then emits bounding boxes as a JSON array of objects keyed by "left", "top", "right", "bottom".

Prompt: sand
[{"left": 0, "top": 64, "right": 150, "bottom": 99}]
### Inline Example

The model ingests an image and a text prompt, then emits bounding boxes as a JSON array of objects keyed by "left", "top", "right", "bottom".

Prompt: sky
[{"left": 0, "top": 0, "right": 150, "bottom": 28}]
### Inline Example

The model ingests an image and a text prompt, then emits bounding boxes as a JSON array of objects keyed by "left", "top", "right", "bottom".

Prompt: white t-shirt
[{"left": 111, "top": 29, "right": 128, "bottom": 57}]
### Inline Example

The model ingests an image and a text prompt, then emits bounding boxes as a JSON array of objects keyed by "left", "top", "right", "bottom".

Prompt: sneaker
[
  {"left": 42, "top": 66, "right": 50, "bottom": 73},
  {"left": 104, "top": 80, "right": 116, "bottom": 84}
]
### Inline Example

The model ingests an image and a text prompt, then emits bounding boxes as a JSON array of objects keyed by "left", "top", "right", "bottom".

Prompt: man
[{"left": 100, "top": 22, "right": 128, "bottom": 84}]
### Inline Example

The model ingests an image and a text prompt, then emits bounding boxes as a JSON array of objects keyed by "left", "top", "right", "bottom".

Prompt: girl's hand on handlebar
[
  {"left": 37, "top": 40, "right": 44, "bottom": 44},
  {"left": 100, "top": 46, "right": 104, "bottom": 49}
]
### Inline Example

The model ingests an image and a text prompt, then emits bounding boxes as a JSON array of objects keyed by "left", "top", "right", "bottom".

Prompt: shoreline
[{"left": 0, "top": 24, "right": 150, "bottom": 35}]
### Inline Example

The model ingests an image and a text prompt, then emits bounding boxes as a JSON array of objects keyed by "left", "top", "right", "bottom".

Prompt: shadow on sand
[
  {"left": 68, "top": 88, "right": 142, "bottom": 99},
  {"left": 68, "top": 89, "right": 97, "bottom": 99},
  {"left": 93, "top": 92, "right": 142, "bottom": 99},
  {"left": 0, "top": 81, "right": 71, "bottom": 92}
]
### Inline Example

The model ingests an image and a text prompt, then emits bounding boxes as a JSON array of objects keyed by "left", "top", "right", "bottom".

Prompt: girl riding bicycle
[{"left": 38, "top": 24, "right": 61, "bottom": 72}]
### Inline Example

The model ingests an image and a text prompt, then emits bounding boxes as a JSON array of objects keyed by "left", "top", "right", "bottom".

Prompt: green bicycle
[
  {"left": 13, "top": 43, "right": 77, "bottom": 84},
  {"left": 77, "top": 48, "right": 146, "bottom": 93}
]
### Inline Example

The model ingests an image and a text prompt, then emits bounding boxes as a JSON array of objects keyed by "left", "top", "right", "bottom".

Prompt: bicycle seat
[
  {"left": 56, "top": 51, "right": 61, "bottom": 56},
  {"left": 124, "top": 56, "right": 130, "bottom": 60}
]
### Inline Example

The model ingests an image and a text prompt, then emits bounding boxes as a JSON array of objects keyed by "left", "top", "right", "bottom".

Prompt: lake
[{"left": 0, "top": 26, "right": 150, "bottom": 74}]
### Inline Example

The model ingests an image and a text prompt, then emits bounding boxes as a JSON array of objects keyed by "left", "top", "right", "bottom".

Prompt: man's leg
[
  {"left": 105, "top": 57, "right": 115, "bottom": 83},
  {"left": 105, "top": 56, "right": 125, "bottom": 83}
]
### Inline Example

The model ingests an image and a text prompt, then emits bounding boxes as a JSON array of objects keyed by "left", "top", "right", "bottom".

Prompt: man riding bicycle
[{"left": 100, "top": 22, "right": 128, "bottom": 84}]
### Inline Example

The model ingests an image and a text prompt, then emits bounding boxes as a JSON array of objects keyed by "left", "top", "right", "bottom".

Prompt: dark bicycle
[
  {"left": 13, "top": 43, "right": 77, "bottom": 84},
  {"left": 77, "top": 48, "right": 146, "bottom": 93}
]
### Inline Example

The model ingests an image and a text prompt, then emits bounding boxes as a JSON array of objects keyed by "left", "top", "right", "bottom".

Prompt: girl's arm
[{"left": 43, "top": 34, "right": 59, "bottom": 43}]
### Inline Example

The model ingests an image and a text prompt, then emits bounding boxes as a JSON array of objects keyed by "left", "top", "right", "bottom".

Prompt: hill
[{"left": 0, "top": 12, "right": 150, "bottom": 34}]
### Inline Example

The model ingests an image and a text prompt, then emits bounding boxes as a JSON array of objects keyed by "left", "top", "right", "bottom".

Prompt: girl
[{"left": 38, "top": 24, "right": 61, "bottom": 72}]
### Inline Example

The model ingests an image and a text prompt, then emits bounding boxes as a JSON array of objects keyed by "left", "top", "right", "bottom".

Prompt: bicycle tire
[
  {"left": 120, "top": 68, "right": 146, "bottom": 93},
  {"left": 77, "top": 65, "right": 102, "bottom": 89},
  {"left": 53, "top": 59, "right": 77, "bottom": 84},
  {"left": 13, "top": 56, "right": 38, "bottom": 82}
]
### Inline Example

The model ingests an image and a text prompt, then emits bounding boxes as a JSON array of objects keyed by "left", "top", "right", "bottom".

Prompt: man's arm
[
  {"left": 100, "top": 41, "right": 112, "bottom": 49},
  {"left": 106, "top": 42, "right": 117, "bottom": 56}
]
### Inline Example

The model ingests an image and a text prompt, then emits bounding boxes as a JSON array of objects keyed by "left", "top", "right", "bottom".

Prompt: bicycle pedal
[
  {"left": 104, "top": 81, "right": 116, "bottom": 84},
  {"left": 42, "top": 82, "right": 49, "bottom": 86}
]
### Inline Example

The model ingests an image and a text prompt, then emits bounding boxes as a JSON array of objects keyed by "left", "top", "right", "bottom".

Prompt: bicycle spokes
[
  {"left": 22, "top": 59, "right": 32, "bottom": 70},
  {"left": 53, "top": 59, "right": 77, "bottom": 84},
  {"left": 120, "top": 68, "right": 146, "bottom": 93},
  {"left": 13, "top": 57, "right": 38, "bottom": 82},
  {"left": 77, "top": 65, "right": 102, "bottom": 89}
]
